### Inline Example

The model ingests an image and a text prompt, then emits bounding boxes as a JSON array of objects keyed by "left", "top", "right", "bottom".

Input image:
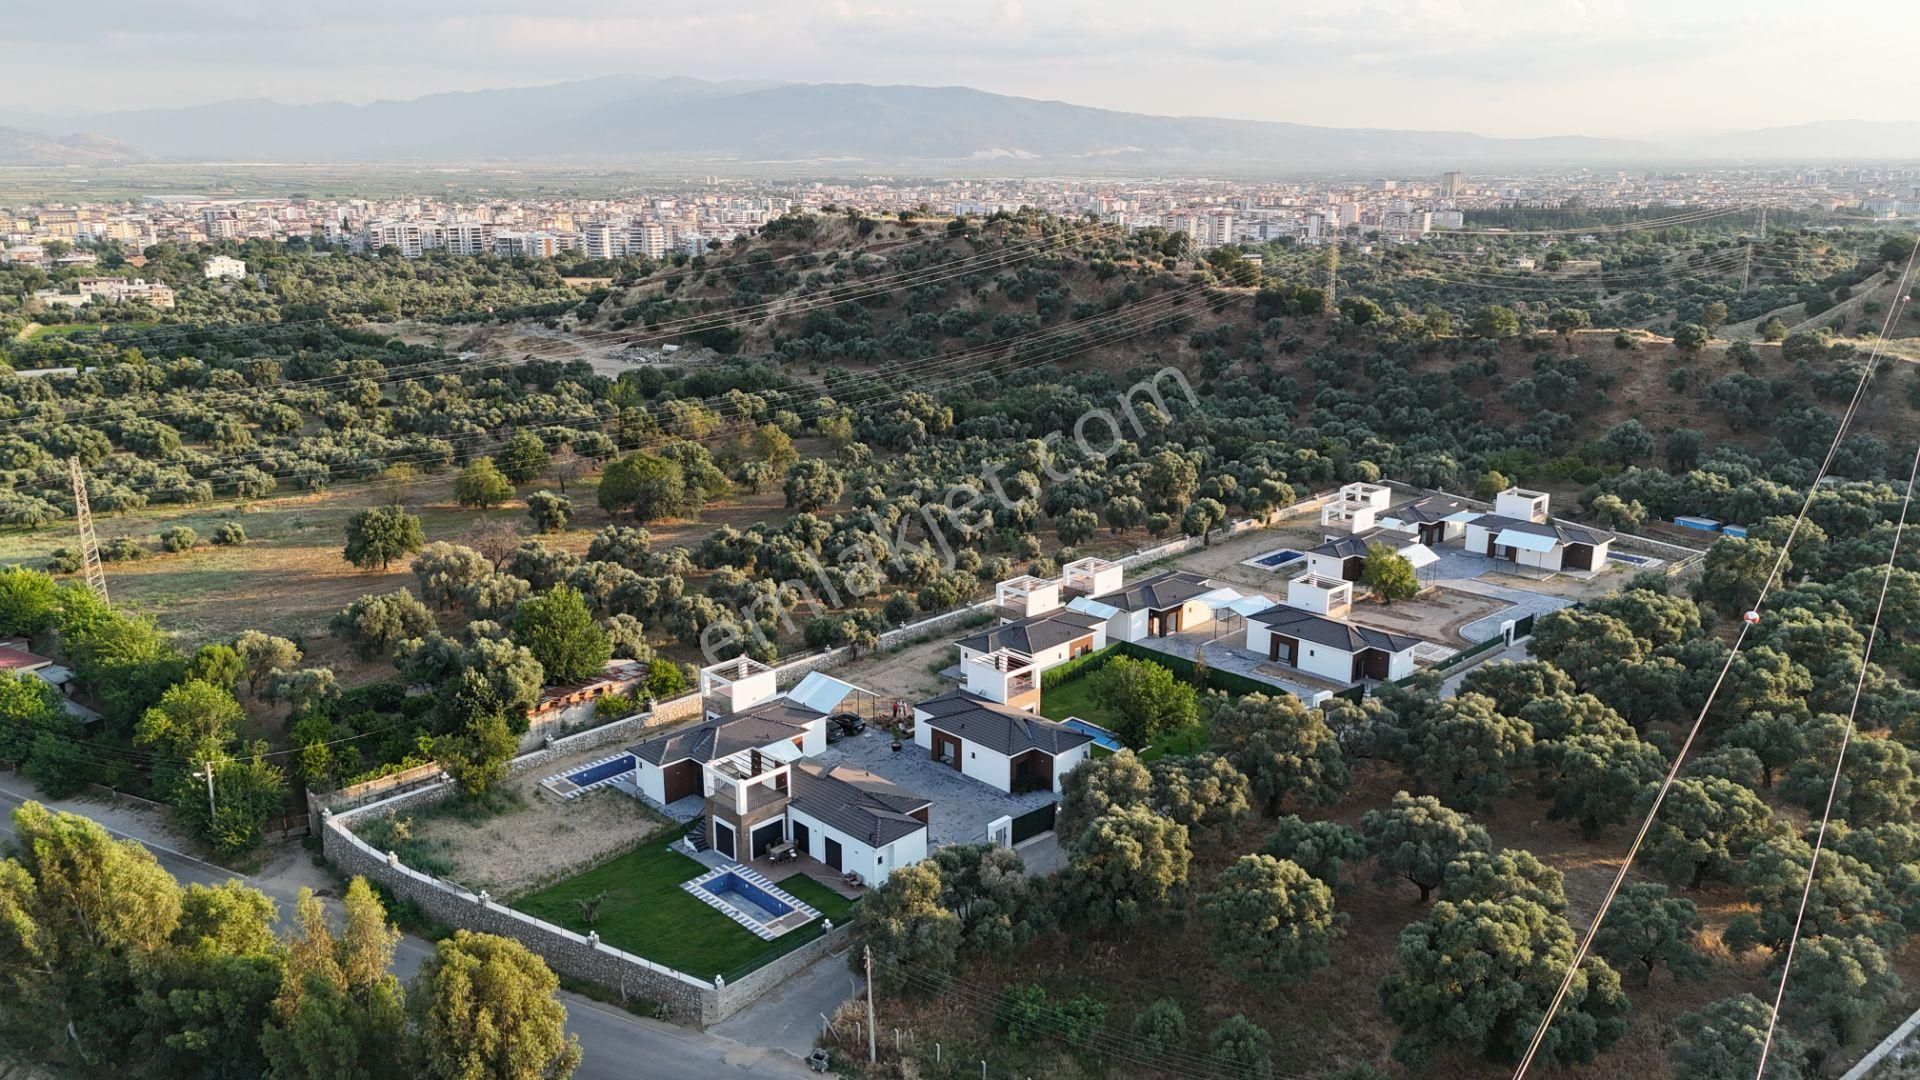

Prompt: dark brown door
[
  {"left": 1565, "top": 544, "right": 1592, "bottom": 570},
  {"left": 1270, "top": 634, "right": 1297, "bottom": 665},
  {"left": 825, "top": 837, "right": 843, "bottom": 871},
  {"left": 1364, "top": 649, "right": 1390, "bottom": 679},
  {"left": 1344, "top": 557, "right": 1365, "bottom": 581},
  {"left": 713, "top": 820, "right": 735, "bottom": 859},
  {"left": 793, "top": 821, "right": 810, "bottom": 857}
]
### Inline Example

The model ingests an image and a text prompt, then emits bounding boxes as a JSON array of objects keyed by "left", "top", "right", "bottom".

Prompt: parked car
[
  {"left": 829, "top": 712, "right": 867, "bottom": 738},
  {"left": 826, "top": 722, "right": 851, "bottom": 744}
]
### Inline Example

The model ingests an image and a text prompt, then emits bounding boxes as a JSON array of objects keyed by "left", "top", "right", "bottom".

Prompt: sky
[{"left": 10, "top": 0, "right": 1918, "bottom": 137}]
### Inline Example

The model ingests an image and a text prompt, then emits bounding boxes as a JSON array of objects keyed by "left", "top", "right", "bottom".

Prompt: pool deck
[{"left": 682, "top": 863, "right": 821, "bottom": 940}]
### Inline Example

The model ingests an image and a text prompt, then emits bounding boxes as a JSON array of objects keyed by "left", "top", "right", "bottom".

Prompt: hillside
[
  {"left": 31, "top": 78, "right": 1920, "bottom": 167},
  {"left": 0, "top": 126, "right": 145, "bottom": 165}
]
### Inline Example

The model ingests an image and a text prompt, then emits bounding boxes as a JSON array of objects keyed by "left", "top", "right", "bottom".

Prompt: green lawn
[
  {"left": 1042, "top": 678, "right": 1206, "bottom": 761},
  {"left": 513, "top": 841, "right": 856, "bottom": 980},
  {"left": 1038, "top": 678, "right": 1119, "bottom": 728}
]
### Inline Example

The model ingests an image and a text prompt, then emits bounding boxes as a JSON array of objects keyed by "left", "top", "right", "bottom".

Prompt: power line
[
  {"left": 1751, "top": 296, "right": 1918, "bottom": 1076},
  {"left": 1509, "top": 237, "right": 1920, "bottom": 1080}
]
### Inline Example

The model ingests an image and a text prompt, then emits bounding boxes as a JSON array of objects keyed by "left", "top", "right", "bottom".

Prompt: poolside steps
[{"left": 681, "top": 863, "right": 822, "bottom": 941}]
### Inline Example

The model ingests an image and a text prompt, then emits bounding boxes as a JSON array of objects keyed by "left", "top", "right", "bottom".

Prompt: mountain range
[{"left": 8, "top": 77, "right": 1920, "bottom": 170}]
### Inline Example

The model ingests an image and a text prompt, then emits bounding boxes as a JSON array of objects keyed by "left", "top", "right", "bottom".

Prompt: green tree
[
  {"left": 1207, "top": 1015, "right": 1275, "bottom": 1080},
  {"left": 263, "top": 882, "right": 412, "bottom": 1080},
  {"left": 342, "top": 506, "right": 425, "bottom": 571},
  {"left": 1761, "top": 316, "right": 1789, "bottom": 342},
  {"left": 1597, "top": 418, "right": 1657, "bottom": 465},
  {"left": 1673, "top": 322, "right": 1710, "bottom": 352},
  {"left": 1670, "top": 994, "right": 1809, "bottom": 1080},
  {"left": 0, "top": 566, "right": 62, "bottom": 638},
  {"left": 134, "top": 678, "right": 243, "bottom": 765},
  {"left": 1641, "top": 776, "right": 1776, "bottom": 888},
  {"left": 1361, "top": 791, "right": 1492, "bottom": 902},
  {"left": 176, "top": 749, "right": 291, "bottom": 856},
  {"left": 1060, "top": 806, "right": 1191, "bottom": 931},
  {"left": 331, "top": 589, "right": 437, "bottom": 660},
  {"left": 597, "top": 451, "right": 689, "bottom": 523},
  {"left": 234, "top": 629, "right": 302, "bottom": 696},
  {"left": 1593, "top": 882, "right": 1707, "bottom": 984},
  {"left": 435, "top": 713, "right": 520, "bottom": 798},
  {"left": 496, "top": 432, "right": 552, "bottom": 486},
  {"left": 525, "top": 490, "right": 573, "bottom": 534},
  {"left": 510, "top": 584, "right": 612, "bottom": 684},
  {"left": 454, "top": 457, "right": 514, "bottom": 510},
  {"left": 1087, "top": 655, "right": 1198, "bottom": 748},
  {"left": 1361, "top": 542, "right": 1418, "bottom": 603},
  {"left": 1437, "top": 848, "right": 1567, "bottom": 913},
  {"left": 1056, "top": 749, "right": 1153, "bottom": 843},
  {"left": 1535, "top": 729, "right": 1666, "bottom": 837},
  {"left": 1055, "top": 507, "right": 1099, "bottom": 546},
  {"left": 1210, "top": 692, "right": 1351, "bottom": 815},
  {"left": 411, "top": 930, "right": 581, "bottom": 1080},
  {"left": 847, "top": 861, "right": 962, "bottom": 994},
  {"left": 412, "top": 542, "right": 495, "bottom": 610},
  {"left": 1784, "top": 934, "right": 1899, "bottom": 1056},
  {"left": 1260, "top": 816, "right": 1367, "bottom": 890},
  {"left": 1379, "top": 897, "right": 1628, "bottom": 1070},
  {"left": 782, "top": 459, "right": 845, "bottom": 512},
  {"left": 1398, "top": 692, "right": 1532, "bottom": 811},
  {"left": 0, "top": 669, "right": 73, "bottom": 766},
  {"left": 1129, "top": 997, "right": 1189, "bottom": 1059},
  {"left": 0, "top": 802, "right": 186, "bottom": 1064},
  {"left": 1199, "top": 854, "right": 1342, "bottom": 987},
  {"left": 1470, "top": 304, "right": 1521, "bottom": 340},
  {"left": 1149, "top": 752, "right": 1252, "bottom": 837}
]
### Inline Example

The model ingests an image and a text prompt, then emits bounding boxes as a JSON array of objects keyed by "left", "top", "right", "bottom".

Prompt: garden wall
[{"left": 322, "top": 775, "right": 846, "bottom": 1028}]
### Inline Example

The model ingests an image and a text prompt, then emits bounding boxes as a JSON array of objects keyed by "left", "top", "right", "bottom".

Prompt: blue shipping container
[
  {"left": 1720, "top": 525, "right": 1748, "bottom": 539},
  {"left": 1673, "top": 516, "right": 1721, "bottom": 532}
]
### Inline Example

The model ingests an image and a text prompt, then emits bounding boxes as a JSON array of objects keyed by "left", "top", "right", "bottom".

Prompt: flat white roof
[
  {"left": 1494, "top": 528, "right": 1559, "bottom": 554},
  {"left": 1402, "top": 542, "right": 1441, "bottom": 569},
  {"left": 1066, "top": 596, "right": 1120, "bottom": 619},
  {"left": 785, "top": 672, "right": 858, "bottom": 715}
]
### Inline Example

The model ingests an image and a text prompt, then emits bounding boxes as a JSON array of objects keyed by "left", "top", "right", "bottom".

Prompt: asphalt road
[{"left": 0, "top": 783, "right": 815, "bottom": 1079}]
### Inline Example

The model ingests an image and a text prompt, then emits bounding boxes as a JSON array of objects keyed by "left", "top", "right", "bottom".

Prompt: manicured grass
[
  {"left": 1038, "top": 678, "right": 1120, "bottom": 729},
  {"left": 513, "top": 841, "right": 855, "bottom": 979},
  {"left": 774, "top": 873, "right": 857, "bottom": 924}
]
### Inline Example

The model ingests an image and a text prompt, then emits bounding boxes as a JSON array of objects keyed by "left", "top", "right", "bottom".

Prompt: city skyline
[{"left": 9, "top": 0, "right": 1920, "bottom": 139}]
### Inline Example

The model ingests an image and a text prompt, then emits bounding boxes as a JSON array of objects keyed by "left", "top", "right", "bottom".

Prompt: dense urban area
[{"left": 2, "top": 142, "right": 1920, "bottom": 1080}]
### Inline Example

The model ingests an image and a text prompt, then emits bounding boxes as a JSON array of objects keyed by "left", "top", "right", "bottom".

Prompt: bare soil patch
[{"left": 355, "top": 745, "right": 674, "bottom": 897}]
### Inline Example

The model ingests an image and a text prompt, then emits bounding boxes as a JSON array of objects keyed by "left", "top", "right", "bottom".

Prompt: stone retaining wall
[
  {"left": 322, "top": 798, "right": 713, "bottom": 1023},
  {"left": 323, "top": 781, "right": 841, "bottom": 1027}
]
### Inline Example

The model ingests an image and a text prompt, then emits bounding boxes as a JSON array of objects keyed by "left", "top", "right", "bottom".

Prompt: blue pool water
[
  {"left": 1254, "top": 549, "right": 1306, "bottom": 568},
  {"left": 1059, "top": 717, "right": 1126, "bottom": 752},
  {"left": 567, "top": 754, "right": 636, "bottom": 786},
  {"left": 1608, "top": 552, "right": 1654, "bottom": 566},
  {"left": 705, "top": 871, "right": 794, "bottom": 922}
]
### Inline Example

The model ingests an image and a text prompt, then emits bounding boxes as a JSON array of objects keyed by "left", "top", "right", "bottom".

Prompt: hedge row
[{"left": 1039, "top": 639, "right": 1279, "bottom": 699}]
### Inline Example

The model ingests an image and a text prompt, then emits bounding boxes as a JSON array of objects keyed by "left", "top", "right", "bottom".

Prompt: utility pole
[
  {"left": 195, "top": 762, "right": 216, "bottom": 820},
  {"left": 1741, "top": 244, "right": 1753, "bottom": 295},
  {"left": 1324, "top": 244, "right": 1339, "bottom": 314},
  {"left": 68, "top": 457, "right": 108, "bottom": 607},
  {"left": 1759, "top": 205, "right": 1768, "bottom": 241},
  {"left": 864, "top": 946, "right": 878, "bottom": 1064}
]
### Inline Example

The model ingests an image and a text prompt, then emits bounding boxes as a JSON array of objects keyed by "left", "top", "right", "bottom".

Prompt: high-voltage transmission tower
[{"left": 67, "top": 457, "right": 108, "bottom": 606}]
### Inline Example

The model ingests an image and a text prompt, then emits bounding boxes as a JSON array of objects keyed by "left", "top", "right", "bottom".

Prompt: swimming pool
[
  {"left": 1059, "top": 717, "right": 1125, "bottom": 752},
  {"left": 536, "top": 753, "right": 637, "bottom": 800},
  {"left": 1608, "top": 551, "right": 1655, "bottom": 566},
  {"left": 569, "top": 754, "right": 637, "bottom": 786},
  {"left": 1245, "top": 548, "right": 1306, "bottom": 569},
  {"left": 682, "top": 865, "right": 822, "bottom": 940}
]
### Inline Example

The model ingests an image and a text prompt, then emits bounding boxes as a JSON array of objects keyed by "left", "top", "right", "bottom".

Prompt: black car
[{"left": 828, "top": 712, "right": 867, "bottom": 738}]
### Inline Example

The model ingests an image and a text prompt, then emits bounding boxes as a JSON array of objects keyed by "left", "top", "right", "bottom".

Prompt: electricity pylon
[{"left": 68, "top": 457, "right": 108, "bottom": 606}]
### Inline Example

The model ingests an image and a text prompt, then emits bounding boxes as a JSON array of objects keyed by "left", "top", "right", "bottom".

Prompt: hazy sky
[{"left": 13, "top": 0, "right": 1918, "bottom": 136}]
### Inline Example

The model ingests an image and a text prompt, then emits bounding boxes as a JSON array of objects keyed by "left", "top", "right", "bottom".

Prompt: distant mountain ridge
[
  {"left": 15, "top": 78, "right": 1920, "bottom": 169},
  {"left": 0, "top": 126, "right": 147, "bottom": 166}
]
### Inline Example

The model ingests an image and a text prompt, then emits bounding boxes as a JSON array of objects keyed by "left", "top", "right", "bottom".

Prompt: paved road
[{"left": 0, "top": 782, "right": 814, "bottom": 1079}]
